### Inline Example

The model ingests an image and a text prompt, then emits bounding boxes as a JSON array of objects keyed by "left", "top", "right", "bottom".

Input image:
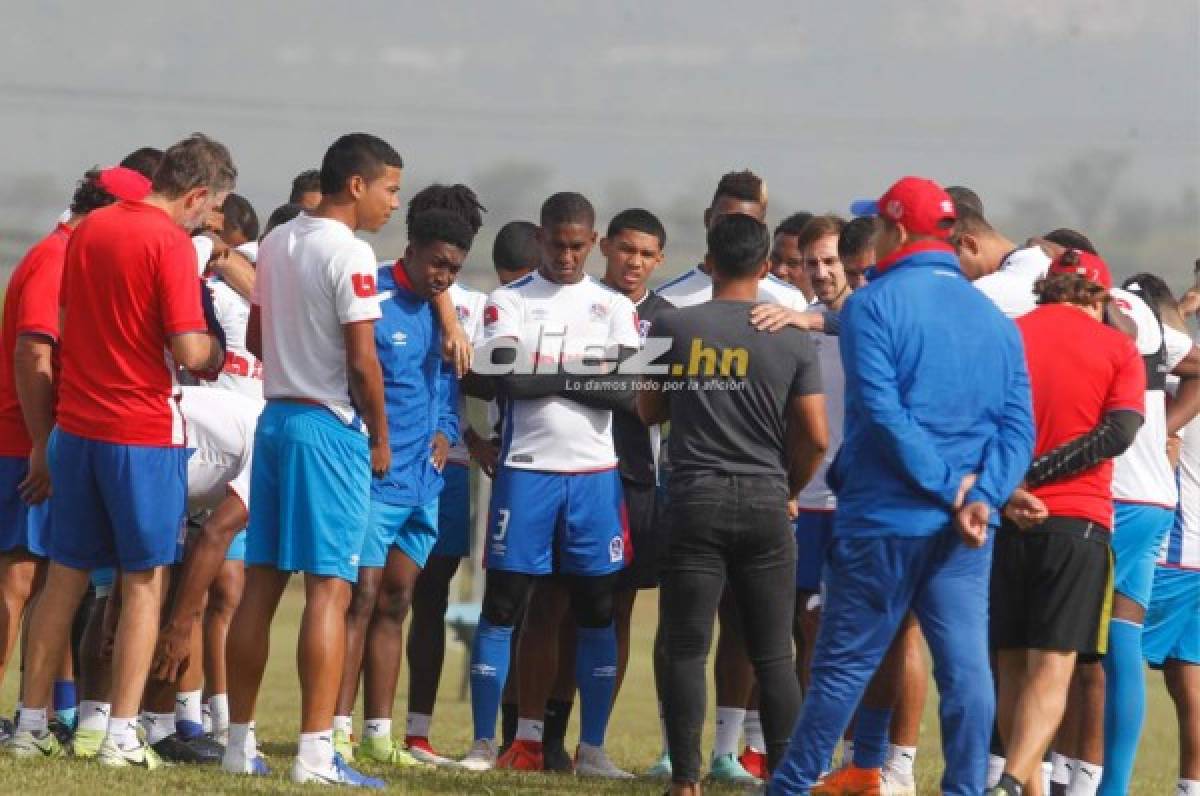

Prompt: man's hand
[
  {"left": 1168, "top": 435, "right": 1183, "bottom": 469},
  {"left": 151, "top": 621, "right": 192, "bottom": 683},
  {"left": 955, "top": 501, "right": 991, "bottom": 548},
  {"left": 18, "top": 442, "right": 51, "bottom": 504},
  {"left": 370, "top": 437, "right": 391, "bottom": 478},
  {"left": 430, "top": 432, "right": 450, "bottom": 472},
  {"left": 787, "top": 498, "right": 799, "bottom": 521},
  {"left": 749, "top": 304, "right": 821, "bottom": 333},
  {"left": 954, "top": 473, "right": 978, "bottom": 510},
  {"left": 468, "top": 433, "right": 499, "bottom": 478},
  {"left": 443, "top": 326, "right": 473, "bottom": 378},
  {"left": 1003, "top": 488, "right": 1049, "bottom": 530},
  {"left": 1179, "top": 289, "right": 1200, "bottom": 318}
]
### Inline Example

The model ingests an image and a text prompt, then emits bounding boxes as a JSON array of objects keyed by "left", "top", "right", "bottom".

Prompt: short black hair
[
  {"left": 289, "top": 169, "right": 321, "bottom": 202},
  {"left": 540, "top": 192, "right": 595, "bottom": 229},
  {"left": 119, "top": 147, "right": 164, "bottom": 180},
  {"left": 319, "top": 134, "right": 403, "bottom": 196},
  {"left": 707, "top": 213, "right": 770, "bottom": 279},
  {"left": 1043, "top": 228, "right": 1098, "bottom": 255},
  {"left": 712, "top": 170, "right": 766, "bottom": 206},
  {"left": 774, "top": 211, "right": 813, "bottom": 239},
  {"left": 838, "top": 216, "right": 878, "bottom": 263},
  {"left": 69, "top": 168, "right": 119, "bottom": 216},
  {"left": 221, "top": 193, "right": 259, "bottom": 241},
  {"left": 409, "top": 208, "right": 475, "bottom": 252},
  {"left": 262, "top": 202, "right": 303, "bottom": 240},
  {"left": 606, "top": 208, "right": 666, "bottom": 249},
  {"left": 946, "top": 185, "right": 984, "bottom": 217},
  {"left": 950, "top": 205, "right": 993, "bottom": 244},
  {"left": 1123, "top": 273, "right": 1178, "bottom": 318},
  {"left": 493, "top": 221, "right": 541, "bottom": 272},
  {"left": 407, "top": 183, "right": 486, "bottom": 234}
]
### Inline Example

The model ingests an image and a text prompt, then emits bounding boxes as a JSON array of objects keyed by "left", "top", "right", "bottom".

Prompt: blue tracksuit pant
[{"left": 770, "top": 530, "right": 994, "bottom": 796}]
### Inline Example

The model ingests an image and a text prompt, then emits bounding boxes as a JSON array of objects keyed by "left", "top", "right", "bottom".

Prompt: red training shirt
[
  {"left": 0, "top": 224, "right": 71, "bottom": 457},
  {"left": 56, "top": 201, "right": 206, "bottom": 446},
  {"left": 1017, "top": 303, "right": 1145, "bottom": 529}
]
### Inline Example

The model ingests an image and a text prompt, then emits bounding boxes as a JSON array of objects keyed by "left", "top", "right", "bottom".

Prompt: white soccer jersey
[
  {"left": 973, "top": 246, "right": 1051, "bottom": 319},
  {"left": 447, "top": 282, "right": 487, "bottom": 465},
  {"left": 253, "top": 214, "right": 381, "bottom": 425},
  {"left": 1111, "top": 287, "right": 1193, "bottom": 507},
  {"left": 797, "top": 323, "right": 844, "bottom": 511},
  {"left": 483, "top": 272, "right": 639, "bottom": 472},
  {"left": 656, "top": 265, "right": 810, "bottom": 310},
  {"left": 180, "top": 386, "right": 263, "bottom": 513},
  {"left": 1164, "top": 371, "right": 1200, "bottom": 570},
  {"left": 207, "top": 277, "right": 263, "bottom": 400}
]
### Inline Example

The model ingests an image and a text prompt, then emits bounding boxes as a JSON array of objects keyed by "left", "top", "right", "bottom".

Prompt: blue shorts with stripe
[
  {"left": 1143, "top": 566, "right": 1200, "bottom": 667},
  {"left": 1112, "top": 501, "right": 1175, "bottom": 608},
  {"left": 431, "top": 462, "right": 470, "bottom": 558},
  {"left": 0, "top": 455, "right": 50, "bottom": 557},
  {"left": 244, "top": 401, "right": 370, "bottom": 583}
]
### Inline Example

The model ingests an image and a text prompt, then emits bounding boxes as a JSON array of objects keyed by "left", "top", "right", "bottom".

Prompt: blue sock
[
  {"left": 469, "top": 619, "right": 513, "bottom": 742},
  {"left": 53, "top": 680, "right": 77, "bottom": 730},
  {"left": 575, "top": 624, "right": 618, "bottom": 748},
  {"left": 1098, "top": 619, "right": 1145, "bottom": 796},
  {"left": 851, "top": 707, "right": 892, "bottom": 769}
]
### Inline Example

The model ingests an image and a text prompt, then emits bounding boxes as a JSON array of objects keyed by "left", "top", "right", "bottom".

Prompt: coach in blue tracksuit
[{"left": 771, "top": 177, "right": 1034, "bottom": 796}]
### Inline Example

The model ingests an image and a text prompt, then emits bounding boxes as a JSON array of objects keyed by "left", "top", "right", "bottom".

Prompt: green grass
[{"left": 0, "top": 582, "right": 1181, "bottom": 792}]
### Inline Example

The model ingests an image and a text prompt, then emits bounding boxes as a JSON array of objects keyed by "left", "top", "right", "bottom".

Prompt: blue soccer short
[
  {"left": 48, "top": 429, "right": 187, "bottom": 572},
  {"left": 485, "top": 466, "right": 629, "bottom": 576},
  {"left": 0, "top": 455, "right": 50, "bottom": 557},
  {"left": 1143, "top": 566, "right": 1200, "bottom": 667},
  {"left": 361, "top": 499, "right": 440, "bottom": 569},
  {"left": 795, "top": 510, "right": 834, "bottom": 593},
  {"left": 225, "top": 530, "right": 247, "bottom": 562},
  {"left": 245, "top": 401, "right": 370, "bottom": 583},
  {"left": 1112, "top": 502, "right": 1176, "bottom": 608},
  {"left": 431, "top": 462, "right": 470, "bottom": 559}
]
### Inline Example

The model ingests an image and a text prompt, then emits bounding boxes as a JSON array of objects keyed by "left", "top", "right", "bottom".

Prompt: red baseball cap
[
  {"left": 850, "top": 176, "right": 957, "bottom": 239},
  {"left": 1047, "top": 249, "right": 1112, "bottom": 289},
  {"left": 97, "top": 166, "right": 152, "bottom": 202}
]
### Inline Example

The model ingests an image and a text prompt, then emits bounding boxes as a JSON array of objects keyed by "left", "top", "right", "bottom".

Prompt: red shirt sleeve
[
  {"left": 1105, "top": 337, "right": 1147, "bottom": 414},
  {"left": 157, "top": 236, "right": 207, "bottom": 335},
  {"left": 15, "top": 247, "right": 65, "bottom": 341}
]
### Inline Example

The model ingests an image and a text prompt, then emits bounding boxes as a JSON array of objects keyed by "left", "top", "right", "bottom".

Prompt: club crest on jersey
[
  {"left": 484, "top": 305, "right": 499, "bottom": 326},
  {"left": 590, "top": 303, "right": 609, "bottom": 321},
  {"left": 638, "top": 319, "right": 652, "bottom": 340}
]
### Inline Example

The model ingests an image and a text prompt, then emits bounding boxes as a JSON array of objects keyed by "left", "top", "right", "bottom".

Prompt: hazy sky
[{"left": 1, "top": 1, "right": 1197, "bottom": 281}]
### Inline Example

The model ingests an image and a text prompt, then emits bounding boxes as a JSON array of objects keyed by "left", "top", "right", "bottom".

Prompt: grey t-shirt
[{"left": 650, "top": 300, "right": 822, "bottom": 479}]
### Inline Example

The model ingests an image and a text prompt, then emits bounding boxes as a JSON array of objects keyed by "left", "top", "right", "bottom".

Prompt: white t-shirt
[
  {"left": 483, "top": 272, "right": 639, "bottom": 472},
  {"left": 797, "top": 321, "right": 844, "bottom": 511},
  {"left": 253, "top": 214, "right": 381, "bottom": 424},
  {"left": 180, "top": 386, "right": 263, "bottom": 513},
  {"left": 1111, "top": 287, "right": 1193, "bottom": 507},
  {"left": 1164, "top": 370, "right": 1200, "bottom": 570},
  {"left": 656, "top": 265, "right": 810, "bottom": 310},
  {"left": 207, "top": 277, "right": 263, "bottom": 400},
  {"left": 972, "top": 246, "right": 1051, "bottom": 319},
  {"left": 447, "top": 282, "right": 487, "bottom": 466}
]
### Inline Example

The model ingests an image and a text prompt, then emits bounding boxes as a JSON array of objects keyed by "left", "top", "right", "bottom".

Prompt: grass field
[{"left": 0, "top": 580, "right": 1182, "bottom": 793}]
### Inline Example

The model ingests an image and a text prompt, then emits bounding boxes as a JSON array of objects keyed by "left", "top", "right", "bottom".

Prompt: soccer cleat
[
  {"left": 71, "top": 728, "right": 105, "bottom": 758},
  {"left": 496, "top": 738, "right": 543, "bottom": 771},
  {"left": 645, "top": 751, "right": 673, "bottom": 779},
  {"left": 47, "top": 718, "right": 74, "bottom": 747},
  {"left": 290, "top": 752, "right": 385, "bottom": 788},
  {"left": 151, "top": 732, "right": 223, "bottom": 764},
  {"left": 457, "top": 738, "right": 498, "bottom": 772},
  {"left": 5, "top": 729, "right": 65, "bottom": 758},
  {"left": 333, "top": 728, "right": 354, "bottom": 762},
  {"left": 574, "top": 743, "right": 634, "bottom": 779},
  {"left": 543, "top": 741, "right": 574, "bottom": 773},
  {"left": 97, "top": 735, "right": 163, "bottom": 769},
  {"left": 813, "top": 763, "right": 883, "bottom": 796},
  {"left": 882, "top": 769, "right": 917, "bottom": 796},
  {"left": 709, "top": 752, "right": 762, "bottom": 784},
  {"left": 0, "top": 717, "right": 12, "bottom": 743},
  {"left": 403, "top": 736, "right": 455, "bottom": 767},
  {"left": 740, "top": 746, "right": 768, "bottom": 780},
  {"left": 358, "top": 735, "right": 432, "bottom": 768},
  {"left": 221, "top": 744, "right": 270, "bottom": 776}
]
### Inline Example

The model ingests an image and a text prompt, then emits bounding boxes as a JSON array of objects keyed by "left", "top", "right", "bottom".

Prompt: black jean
[{"left": 660, "top": 472, "right": 802, "bottom": 784}]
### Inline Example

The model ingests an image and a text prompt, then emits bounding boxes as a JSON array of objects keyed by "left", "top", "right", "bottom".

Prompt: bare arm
[
  {"left": 13, "top": 334, "right": 55, "bottom": 503},
  {"left": 1169, "top": 375, "right": 1200, "bottom": 435},
  {"left": 344, "top": 320, "right": 390, "bottom": 477},
  {"left": 432, "top": 290, "right": 472, "bottom": 378},
  {"left": 207, "top": 249, "right": 256, "bottom": 300},
  {"left": 169, "top": 331, "right": 223, "bottom": 373},
  {"left": 246, "top": 304, "right": 263, "bottom": 361},
  {"left": 785, "top": 392, "right": 829, "bottom": 498}
]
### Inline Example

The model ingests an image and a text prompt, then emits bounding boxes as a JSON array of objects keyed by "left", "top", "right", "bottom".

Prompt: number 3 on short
[{"left": 492, "top": 508, "right": 511, "bottom": 542}]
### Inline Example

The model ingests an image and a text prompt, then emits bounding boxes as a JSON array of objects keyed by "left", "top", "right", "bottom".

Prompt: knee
[
  {"left": 481, "top": 572, "right": 532, "bottom": 627},
  {"left": 347, "top": 580, "right": 380, "bottom": 621},
  {"left": 569, "top": 574, "right": 617, "bottom": 629},
  {"left": 376, "top": 582, "right": 415, "bottom": 622}
]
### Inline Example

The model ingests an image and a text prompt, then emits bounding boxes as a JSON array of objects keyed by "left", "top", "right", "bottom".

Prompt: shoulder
[{"left": 657, "top": 267, "right": 701, "bottom": 293}]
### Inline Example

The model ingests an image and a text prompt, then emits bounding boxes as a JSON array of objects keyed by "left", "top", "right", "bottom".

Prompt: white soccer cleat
[
  {"left": 96, "top": 735, "right": 163, "bottom": 769},
  {"left": 456, "top": 738, "right": 498, "bottom": 772},
  {"left": 290, "top": 753, "right": 384, "bottom": 788},
  {"left": 221, "top": 744, "right": 270, "bottom": 776},
  {"left": 574, "top": 743, "right": 635, "bottom": 779},
  {"left": 882, "top": 770, "right": 917, "bottom": 796}
]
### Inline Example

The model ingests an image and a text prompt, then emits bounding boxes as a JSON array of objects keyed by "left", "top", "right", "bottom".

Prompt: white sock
[
  {"left": 16, "top": 706, "right": 47, "bottom": 734},
  {"left": 987, "top": 753, "right": 1006, "bottom": 788},
  {"left": 658, "top": 702, "right": 669, "bottom": 757},
  {"left": 202, "top": 704, "right": 212, "bottom": 734},
  {"left": 886, "top": 744, "right": 917, "bottom": 781},
  {"left": 515, "top": 718, "right": 543, "bottom": 743},
  {"left": 142, "top": 711, "right": 176, "bottom": 745},
  {"left": 840, "top": 740, "right": 855, "bottom": 768},
  {"left": 108, "top": 716, "right": 140, "bottom": 749},
  {"left": 1051, "top": 753, "right": 1072, "bottom": 786},
  {"left": 1042, "top": 760, "right": 1053, "bottom": 794},
  {"left": 743, "top": 710, "right": 765, "bottom": 752},
  {"left": 1068, "top": 760, "right": 1104, "bottom": 796},
  {"left": 175, "top": 689, "right": 203, "bottom": 727},
  {"left": 333, "top": 715, "right": 353, "bottom": 735},
  {"left": 78, "top": 701, "right": 110, "bottom": 733},
  {"left": 298, "top": 730, "right": 335, "bottom": 770},
  {"left": 209, "top": 694, "right": 230, "bottom": 732},
  {"left": 364, "top": 718, "right": 392, "bottom": 740},
  {"left": 406, "top": 712, "right": 432, "bottom": 738},
  {"left": 228, "top": 722, "right": 257, "bottom": 759},
  {"left": 713, "top": 707, "right": 745, "bottom": 759},
  {"left": 1178, "top": 779, "right": 1200, "bottom": 796}
]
